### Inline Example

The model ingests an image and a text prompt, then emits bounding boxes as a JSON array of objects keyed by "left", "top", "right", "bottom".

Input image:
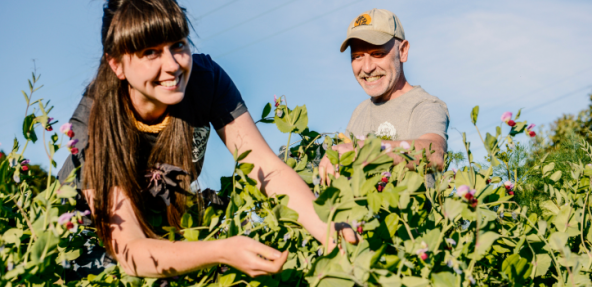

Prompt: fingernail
[{"left": 274, "top": 252, "right": 282, "bottom": 259}]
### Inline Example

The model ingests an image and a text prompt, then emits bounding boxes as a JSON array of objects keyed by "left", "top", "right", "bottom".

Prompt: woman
[{"left": 58, "top": 0, "right": 356, "bottom": 279}]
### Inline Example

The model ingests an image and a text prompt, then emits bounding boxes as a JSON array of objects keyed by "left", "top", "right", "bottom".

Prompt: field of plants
[{"left": 1, "top": 73, "right": 591, "bottom": 286}]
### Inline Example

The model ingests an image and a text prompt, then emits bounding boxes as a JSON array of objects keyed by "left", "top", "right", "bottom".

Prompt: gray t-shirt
[{"left": 346, "top": 86, "right": 449, "bottom": 141}]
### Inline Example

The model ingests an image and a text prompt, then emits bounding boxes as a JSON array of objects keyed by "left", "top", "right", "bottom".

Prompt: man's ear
[
  {"left": 107, "top": 54, "right": 126, "bottom": 80},
  {"left": 399, "top": 40, "right": 410, "bottom": 63}
]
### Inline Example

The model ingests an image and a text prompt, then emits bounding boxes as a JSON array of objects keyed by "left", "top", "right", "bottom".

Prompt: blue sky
[{"left": 1, "top": 0, "right": 591, "bottom": 189}]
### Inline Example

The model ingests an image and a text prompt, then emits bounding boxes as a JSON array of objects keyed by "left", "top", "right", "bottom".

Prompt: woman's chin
[{"left": 157, "top": 92, "right": 185, "bottom": 106}]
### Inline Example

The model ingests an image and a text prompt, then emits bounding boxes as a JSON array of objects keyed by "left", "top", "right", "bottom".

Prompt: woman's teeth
[
  {"left": 365, "top": 76, "right": 382, "bottom": 82},
  {"left": 160, "top": 77, "right": 178, "bottom": 87}
]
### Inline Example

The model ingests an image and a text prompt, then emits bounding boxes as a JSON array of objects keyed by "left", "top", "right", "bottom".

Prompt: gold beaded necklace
[{"left": 131, "top": 112, "right": 171, "bottom": 134}]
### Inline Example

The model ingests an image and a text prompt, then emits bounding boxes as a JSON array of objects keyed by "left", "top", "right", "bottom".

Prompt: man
[{"left": 320, "top": 8, "right": 449, "bottom": 182}]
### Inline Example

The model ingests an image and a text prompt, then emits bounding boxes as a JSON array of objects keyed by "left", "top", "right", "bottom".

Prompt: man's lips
[{"left": 361, "top": 75, "right": 384, "bottom": 84}]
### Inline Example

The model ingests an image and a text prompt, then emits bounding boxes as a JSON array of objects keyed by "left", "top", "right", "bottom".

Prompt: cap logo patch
[{"left": 354, "top": 14, "right": 371, "bottom": 27}]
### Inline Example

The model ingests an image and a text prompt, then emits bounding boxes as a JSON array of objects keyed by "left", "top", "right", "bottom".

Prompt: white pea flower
[
  {"left": 376, "top": 122, "right": 397, "bottom": 140},
  {"left": 445, "top": 238, "right": 456, "bottom": 246}
]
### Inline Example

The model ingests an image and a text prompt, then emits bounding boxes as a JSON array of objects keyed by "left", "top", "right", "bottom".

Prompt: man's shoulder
[
  {"left": 409, "top": 86, "right": 445, "bottom": 104},
  {"left": 407, "top": 86, "right": 449, "bottom": 115}
]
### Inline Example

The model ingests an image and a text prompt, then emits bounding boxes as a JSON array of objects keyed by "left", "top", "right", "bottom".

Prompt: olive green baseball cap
[{"left": 340, "top": 8, "right": 405, "bottom": 52}]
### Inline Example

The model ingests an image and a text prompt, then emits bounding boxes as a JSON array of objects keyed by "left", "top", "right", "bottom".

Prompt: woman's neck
[{"left": 129, "top": 87, "right": 168, "bottom": 123}]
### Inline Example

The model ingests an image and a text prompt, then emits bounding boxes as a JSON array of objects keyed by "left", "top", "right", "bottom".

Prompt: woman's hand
[
  {"left": 221, "top": 236, "right": 288, "bottom": 277},
  {"left": 325, "top": 222, "right": 361, "bottom": 251}
]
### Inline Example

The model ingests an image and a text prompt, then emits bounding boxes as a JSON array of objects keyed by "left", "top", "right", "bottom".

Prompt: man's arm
[{"left": 319, "top": 133, "right": 447, "bottom": 183}]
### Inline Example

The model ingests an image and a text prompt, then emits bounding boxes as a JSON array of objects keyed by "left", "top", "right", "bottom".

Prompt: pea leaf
[
  {"left": 261, "top": 102, "right": 272, "bottom": 118},
  {"left": 471, "top": 106, "right": 479, "bottom": 125}
]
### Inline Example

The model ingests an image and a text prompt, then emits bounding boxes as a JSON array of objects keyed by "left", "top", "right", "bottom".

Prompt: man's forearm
[
  {"left": 381, "top": 139, "right": 446, "bottom": 171},
  {"left": 348, "top": 137, "right": 446, "bottom": 171}
]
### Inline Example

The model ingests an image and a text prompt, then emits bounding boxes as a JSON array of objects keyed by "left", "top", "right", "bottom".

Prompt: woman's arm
[
  {"left": 216, "top": 112, "right": 357, "bottom": 247},
  {"left": 83, "top": 188, "right": 287, "bottom": 278}
]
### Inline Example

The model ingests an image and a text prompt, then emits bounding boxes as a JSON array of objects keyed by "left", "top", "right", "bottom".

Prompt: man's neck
[{"left": 372, "top": 78, "right": 414, "bottom": 104}]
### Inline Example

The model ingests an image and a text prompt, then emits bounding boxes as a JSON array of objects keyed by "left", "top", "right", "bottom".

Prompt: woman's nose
[{"left": 161, "top": 48, "right": 180, "bottom": 72}]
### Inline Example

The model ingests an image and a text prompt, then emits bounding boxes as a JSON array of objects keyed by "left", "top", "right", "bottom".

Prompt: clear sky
[{"left": 1, "top": 0, "right": 591, "bottom": 190}]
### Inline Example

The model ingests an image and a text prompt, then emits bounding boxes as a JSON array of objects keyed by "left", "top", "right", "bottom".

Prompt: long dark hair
[{"left": 84, "top": 0, "right": 200, "bottom": 256}]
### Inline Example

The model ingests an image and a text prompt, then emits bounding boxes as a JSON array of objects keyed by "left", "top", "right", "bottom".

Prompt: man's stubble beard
[{"left": 359, "top": 60, "right": 402, "bottom": 101}]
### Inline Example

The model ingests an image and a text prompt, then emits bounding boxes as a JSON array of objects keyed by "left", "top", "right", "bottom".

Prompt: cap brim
[{"left": 340, "top": 30, "right": 394, "bottom": 52}]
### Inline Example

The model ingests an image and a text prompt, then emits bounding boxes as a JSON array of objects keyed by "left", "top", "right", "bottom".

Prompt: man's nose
[
  {"left": 361, "top": 54, "right": 375, "bottom": 74},
  {"left": 161, "top": 48, "right": 180, "bottom": 73}
]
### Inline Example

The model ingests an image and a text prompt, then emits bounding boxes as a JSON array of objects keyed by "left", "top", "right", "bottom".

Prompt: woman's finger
[
  {"left": 249, "top": 240, "right": 283, "bottom": 261},
  {"left": 341, "top": 226, "right": 360, "bottom": 244},
  {"left": 253, "top": 250, "right": 288, "bottom": 274}
]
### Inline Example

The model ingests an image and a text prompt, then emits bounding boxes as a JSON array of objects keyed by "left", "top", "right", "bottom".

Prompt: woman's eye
[
  {"left": 143, "top": 49, "right": 158, "bottom": 57},
  {"left": 173, "top": 42, "right": 186, "bottom": 50}
]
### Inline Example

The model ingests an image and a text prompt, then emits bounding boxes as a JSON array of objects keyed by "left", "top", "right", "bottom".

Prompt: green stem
[
  {"left": 284, "top": 132, "right": 292, "bottom": 163},
  {"left": 580, "top": 185, "right": 592, "bottom": 262},
  {"left": 467, "top": 208, "right": 481, "bottom": 275},
  {"left": 323, "top": 197, "right": 367, "bottom": 255},
  {"left": 521, "top": 213, "right": 565, "bottom": 286}
]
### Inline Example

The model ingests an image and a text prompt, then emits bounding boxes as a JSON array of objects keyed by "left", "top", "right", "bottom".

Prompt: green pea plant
[
  {"left": 1, "top": 72, "right": 591, "bottom": 286},
  {"left": 0, "top": 72, "right": 87, "bottom": 286}
]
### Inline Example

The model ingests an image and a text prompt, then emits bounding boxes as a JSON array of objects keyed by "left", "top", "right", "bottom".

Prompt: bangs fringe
[{"left": 109, "top": 0, "right": 190, "bottom": 55}]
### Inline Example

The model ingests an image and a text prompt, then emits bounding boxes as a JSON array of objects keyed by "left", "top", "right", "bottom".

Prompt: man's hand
[
  {"left": 319, "top": 143, "right": 354, "bottom": 185},
  {"left": 319, "top": 134, "right": 447, "bottom": 184}
]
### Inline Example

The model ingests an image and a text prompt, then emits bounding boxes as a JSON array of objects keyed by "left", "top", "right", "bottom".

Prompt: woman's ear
[{"left": 107, "top": 54, "right": 126, "bottom": 80}]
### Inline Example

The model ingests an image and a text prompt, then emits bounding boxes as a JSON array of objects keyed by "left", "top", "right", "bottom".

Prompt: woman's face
[{"left": 110, "top": 38, "right": 192, "bottom": 117}]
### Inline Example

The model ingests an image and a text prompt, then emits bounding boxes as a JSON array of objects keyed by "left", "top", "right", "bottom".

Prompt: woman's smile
[{"left": 156, "top": 74, "right": 182, "bottom": 90}]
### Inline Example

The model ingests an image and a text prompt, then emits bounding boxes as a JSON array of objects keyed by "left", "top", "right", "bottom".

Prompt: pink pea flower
[
  {"left": 501, "top": 112, "right": 516, "bottom": 127},
  {"left": 60, "top": 123, "right": 72, "bottom": 134},
  {"left": 21, "top": 159, "right": 30, "bottom": 165},
  {"left": 399, "top": 141, "right": 410, "bottom": 150},
  {"left": 504, "top": 181, "right": 515, "bottom": 195},
  {"left": 416, "top": 241, "right": 429, "bottom": 260},
  {"left": 22, "top": 166, "right": 29, "bottom": 172},
  {"left": 71, "top": 147, "right": 79, "bottom": 155},
  {"left": 58, "top": 212, "right": 74, "bottom": 225},
  {"left": 66, "top": 139, "right": 78, "bottom": 148},
  {"left": 382, "top": 171, "right": 391, "bottom": 178},
  {"left": 456, "top": 185, "right": 470, "bottom": 197},
  {"left": 419, "top": 252, "right": 428, "bottom": 260},
  {"left": 381, "top": 142, "right": 392, "bottom": 152},
  {"left": 274, "top": 95, "right": 281, "bottom": 107},
  {"left": 500, "top": 112, "right": 512, "bottom": 122},
  {"left": 526, "top": 123, "right": 536, "bottom": 137}
]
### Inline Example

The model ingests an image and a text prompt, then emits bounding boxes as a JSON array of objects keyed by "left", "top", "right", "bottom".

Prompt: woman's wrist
[{"left": 214, "top": 237, "right": 233, "bottom": 266}]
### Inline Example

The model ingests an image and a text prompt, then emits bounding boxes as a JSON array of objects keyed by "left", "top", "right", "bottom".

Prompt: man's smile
[{"left": 363, "top": 75, "right": 384, "bottom": 83}]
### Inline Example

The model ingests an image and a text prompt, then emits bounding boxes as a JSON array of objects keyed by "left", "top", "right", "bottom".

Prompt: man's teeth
[
  {"left": 160, "top": 78, "right": 178, "bottom": 87},
  {"left": 365, "top": 76, "right": 382, "bottom": 82}
]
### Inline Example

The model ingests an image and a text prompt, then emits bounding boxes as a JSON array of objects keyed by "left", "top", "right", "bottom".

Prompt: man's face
[{"left": 350, "top": 38, "right": 404, "bottom": 100}]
